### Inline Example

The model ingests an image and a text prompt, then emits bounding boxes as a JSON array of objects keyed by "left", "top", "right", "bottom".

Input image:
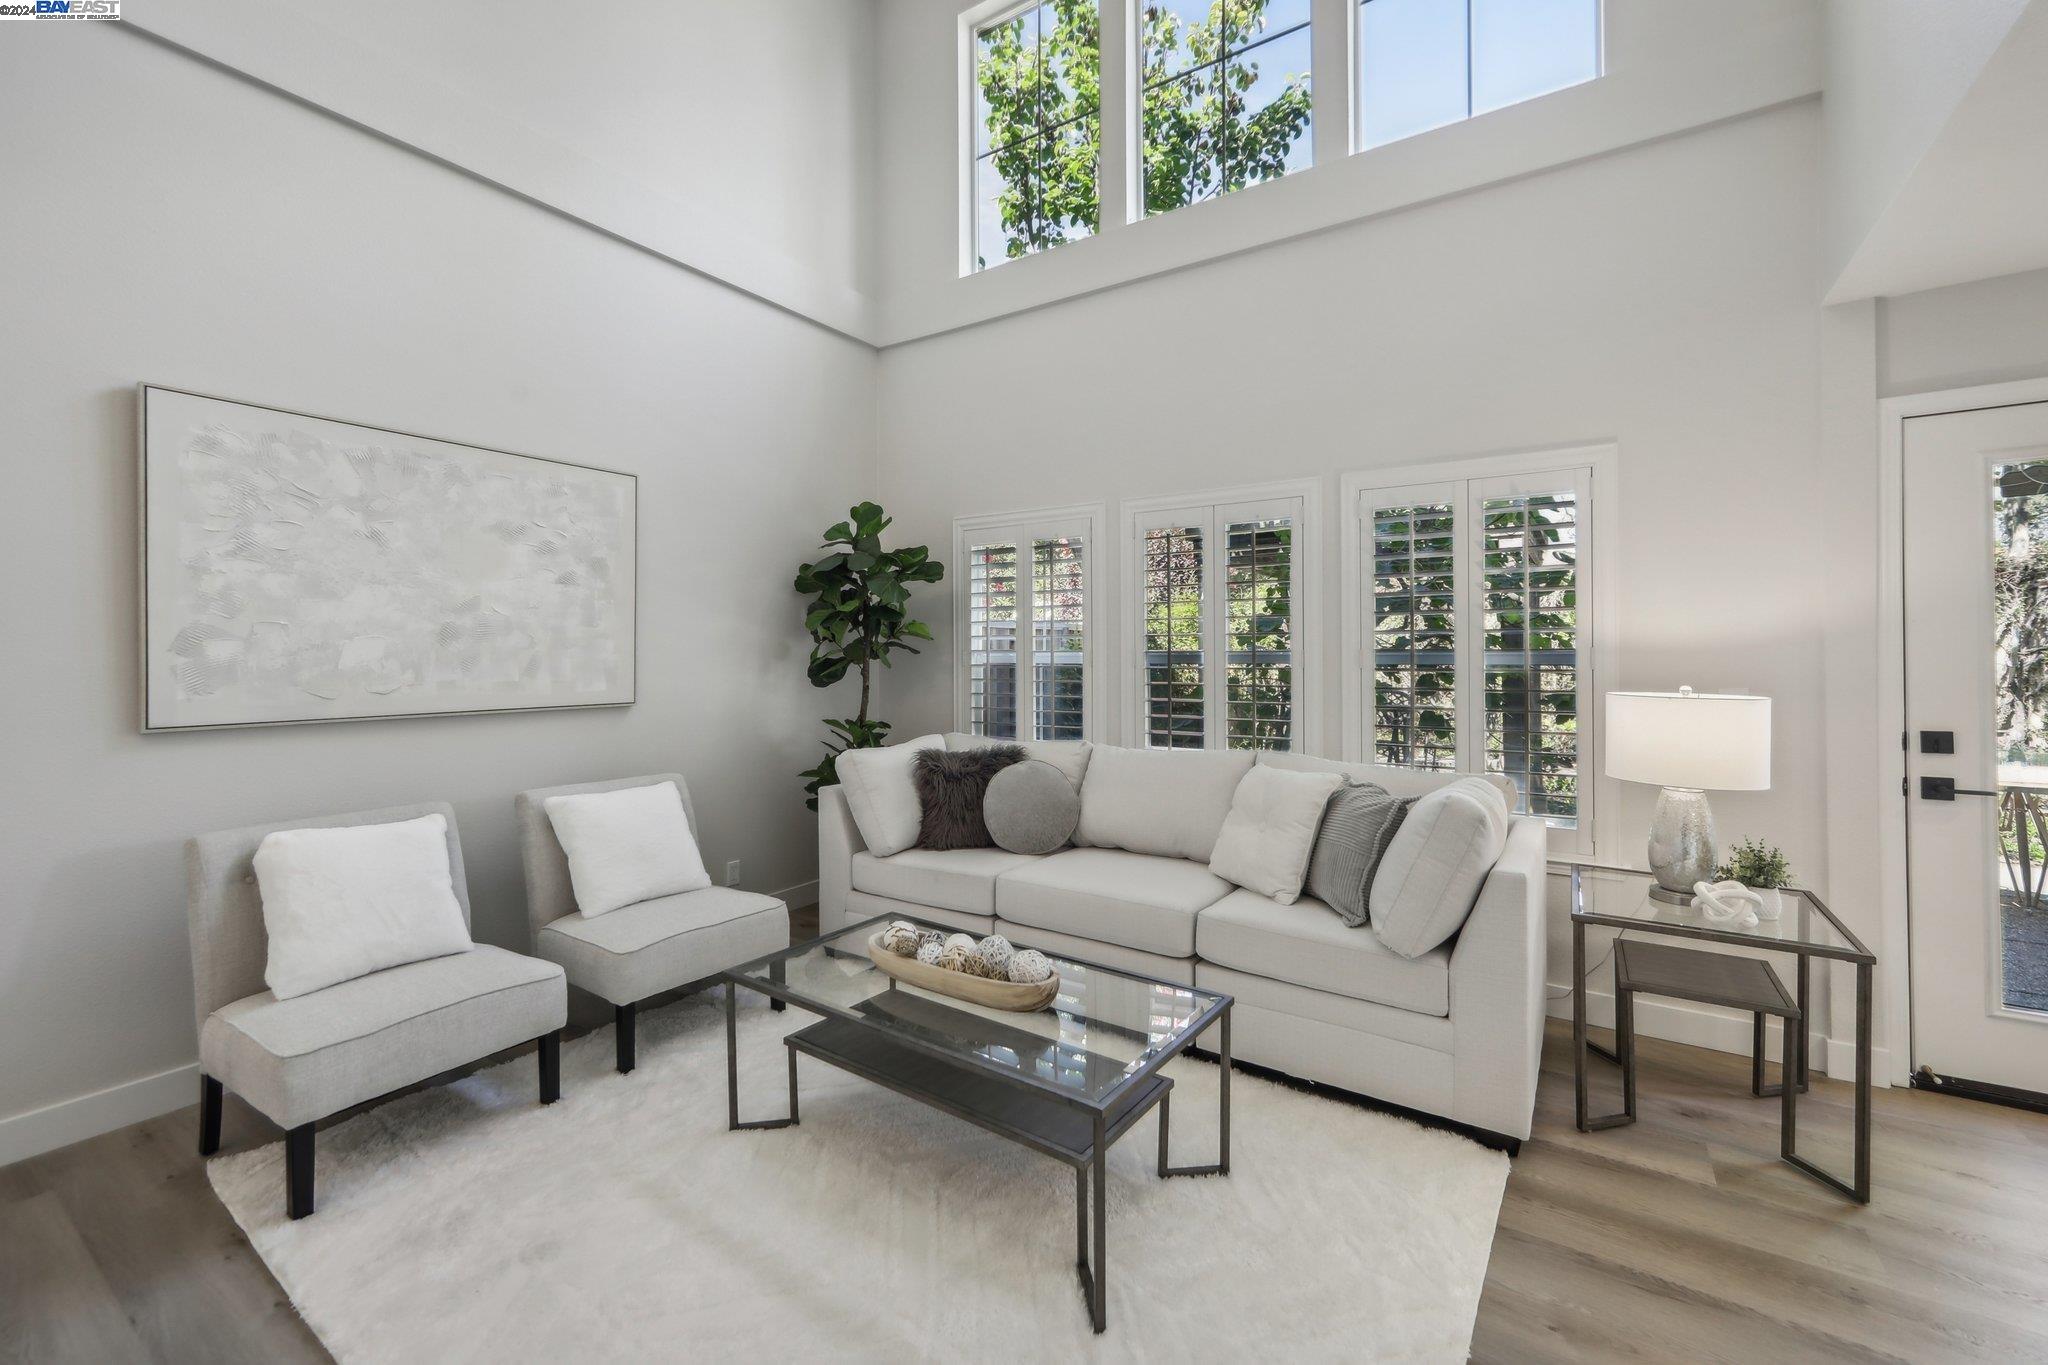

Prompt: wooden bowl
[{"left": 865, "top": 935, "right": 1059, "bottom": 1012}]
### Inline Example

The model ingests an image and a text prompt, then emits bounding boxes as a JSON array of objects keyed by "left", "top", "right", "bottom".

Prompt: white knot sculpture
[
  {"left": 880, "top": 922, "right": 922, "bottom": 956},
  {"left": 916, "top": 939, "right": 945, "bottom": 966}
]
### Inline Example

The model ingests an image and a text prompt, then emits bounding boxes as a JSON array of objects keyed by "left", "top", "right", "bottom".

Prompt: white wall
[
  {"left": 1877, "top": 265, "right": 2048, "bottom": 397},
  {"left": 1820, "top": 0, "right": 2031, "bottom": 300},
  {"left": 128, "top": 0, "right": 881, "bottom": 338},
  {"left": 0, "top": 27, "right": 877, "bottom": 1161},
  {"left": 874, "top": 0, "right": 1820, "bottom": 344},
  {"left": 876, "top": 101, "right": 1835, "bottom": 1031}
]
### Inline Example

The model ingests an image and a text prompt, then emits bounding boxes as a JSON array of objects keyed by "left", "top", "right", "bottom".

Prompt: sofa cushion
[
  {"left": 1208, "top": 764, "right": 1344, "bottom": 904},
  {"left": 995, "top": 847, "right": 1230, "bottom": 957},
  {"left": 852, "top": 847, "right": 1043, "bottom": 916},
  {"left": 199, "top": 945, "right": 566, "bottom": 1130},
  {"left": 945, "top": 733, "right": 1094, "bottom": 790},
  {"left": 1255, "top": 750, "right": 1517, "bottom": 807},
  {"left": 1196, "top": 889, "right": 1450, "bottom": 1016},
  {"left": 1370, "top": 778, "right": 1511, "bottom": 959},
  {"left": 1075, "top": 745, "right": 1255, "bottom": 862},
  {"left": 535, "top": 886, "right": 788, "bottom": 1006},
  {"left": 835, "top": 735, "right": 946, "bottom": 857}
]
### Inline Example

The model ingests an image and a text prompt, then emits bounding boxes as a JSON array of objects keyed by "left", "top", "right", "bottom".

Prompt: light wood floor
[{"left": 6, "top": 917, "right": 2046, "bottom": 1362}]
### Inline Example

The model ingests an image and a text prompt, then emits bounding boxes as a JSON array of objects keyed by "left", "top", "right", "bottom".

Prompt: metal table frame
[
  {"left": 721, "top": 914, "right": 1233, "bottom": 1334},
  {"left": 1569, "top": 864, "right": 1877, "bottom": 1203}
]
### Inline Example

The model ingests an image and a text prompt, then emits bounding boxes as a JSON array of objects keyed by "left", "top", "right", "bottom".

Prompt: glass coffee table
[{"left": 721, "top": 913, "right": 1233, "bottom": 1334}]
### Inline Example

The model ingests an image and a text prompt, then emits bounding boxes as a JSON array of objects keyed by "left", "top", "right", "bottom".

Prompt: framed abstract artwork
[{"left": 139, "top": 385, "right": 636, "bottom": 731}]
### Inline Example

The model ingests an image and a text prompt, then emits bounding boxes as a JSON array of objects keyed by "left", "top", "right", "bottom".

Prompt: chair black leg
[
  {"left": 539, "top": 1031, "right": 561, "bottom": 1104},
  {"left": 616, "top": 1002, "right": 637, "bottom": 1074},
  {"left": 286, "top": 1124, "right": 315, "bottom": 1220},
  {"left": 199, "top": 1074, "right": 223, "bottom": 1157}
]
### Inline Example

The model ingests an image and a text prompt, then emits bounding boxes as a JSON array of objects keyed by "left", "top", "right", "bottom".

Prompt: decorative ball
[
  {"left": 937, "top": 943, "right": 973, "bottom": 973},
  {"left": 880, "top": 922, "right": 922, "bottom": 956},
  {"left": 917, "top": 929, "right": 945, "bottom": 952},
  {"left": 976, "top": 935, "right": 1015, "bottom": 974},
  {"left": 915, "top": 939, "right": 944, "bottom": 966},
  {"left": 1007, "top": 949, "right": 1053, "bottom": 985},
  {"left": 960, "top": 952, "right": 1002, "bottom": 979},
  {"left": 943, "top": 932, "right": 977, "bottom": 956}
]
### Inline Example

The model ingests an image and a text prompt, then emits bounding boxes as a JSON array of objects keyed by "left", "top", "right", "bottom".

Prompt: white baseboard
[
  {"left": 1548, "top": 985, "right": 1888, "bottom": 1085},
  {"left": 774, "top": 878, "right": 819, "bottom": 912},
  {"left": 0, "top": 1061, "right": 200, "bottom": 1169}
]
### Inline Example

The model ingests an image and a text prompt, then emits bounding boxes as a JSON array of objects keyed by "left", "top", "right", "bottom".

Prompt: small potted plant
[{"left": 1715, "top": 838, "right": 1793, "bottom": 921}]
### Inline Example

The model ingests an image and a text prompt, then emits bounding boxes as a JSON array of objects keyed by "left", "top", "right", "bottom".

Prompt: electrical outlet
[{"left": 724, "top": 860, "right": 741, "bottom": 887}]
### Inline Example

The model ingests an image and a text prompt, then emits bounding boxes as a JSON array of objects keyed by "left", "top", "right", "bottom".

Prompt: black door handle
[{"left": 1920, "top": 776, "right": 1999, "bottom": 801}]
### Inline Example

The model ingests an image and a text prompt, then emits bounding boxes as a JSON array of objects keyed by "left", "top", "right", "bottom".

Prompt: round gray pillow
[{"left": 983, "top": 759, "right": 1080, "bottom": 855}]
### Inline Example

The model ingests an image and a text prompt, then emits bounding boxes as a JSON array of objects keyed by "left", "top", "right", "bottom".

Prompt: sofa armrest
[
  {"left": 817, "top": 783, "right": 866, "bottom": 934},
  {"left": 1447, "top": 815, "right": 1548, "bottom": 1141}
]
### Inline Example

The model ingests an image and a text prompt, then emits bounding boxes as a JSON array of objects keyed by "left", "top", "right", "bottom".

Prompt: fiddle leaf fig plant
[{"left": 794, "top": 501, "right": 944, "bottom": 809}]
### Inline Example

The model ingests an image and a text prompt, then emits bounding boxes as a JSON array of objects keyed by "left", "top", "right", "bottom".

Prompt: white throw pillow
[
  {"left": 1208, "top": 764, "right": 1345, "bottom": 904},
  {"left": 1074, "top": 745, "right": 1256, "bottom": 863},
  {"left": 835, "top": 735, "right": 946, "bottom": 857},
  {"left": 544, "top": 781, "right": 711, "bottom": 917},
  {"left": 254, "top": 814, "right": 474, "bottom": 1001},
  {"left": 1368, "top": 777, "right": 1511, "bottom": 958}
]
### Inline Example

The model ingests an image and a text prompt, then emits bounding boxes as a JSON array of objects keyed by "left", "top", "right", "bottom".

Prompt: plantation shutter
[
  {"left": 1369, "top": 486, "right": 1460, "bottom": 770},
  {"left": 1137, "top": 497, "right": 1303, "bottom": 750},
  {"left": 965, "top": 521, "right": 1091, "bottom": 741},
  {"left": 966, "top": 541, "right": 1019, "bottom": 738},
  {"left": 1360, "top": 467, "right": 1593, "bottom": 841},
  {"left": 1475, "top": 471, "right": 1588, "bottom": 827}
]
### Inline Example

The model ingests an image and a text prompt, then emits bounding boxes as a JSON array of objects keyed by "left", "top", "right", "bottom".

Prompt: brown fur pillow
[{"left": 913, "top": 746, "right": 1027, "bottom": 850}]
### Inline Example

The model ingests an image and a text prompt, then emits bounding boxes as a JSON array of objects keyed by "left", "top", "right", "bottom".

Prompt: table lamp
[{"left": 1605, "top": 687, "right": 1772, "bottom": 902}]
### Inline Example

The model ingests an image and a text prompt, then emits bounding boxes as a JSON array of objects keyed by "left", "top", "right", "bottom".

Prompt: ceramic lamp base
[{"left": 1647, "top": 785, "right": 1716, "bottom": 899}]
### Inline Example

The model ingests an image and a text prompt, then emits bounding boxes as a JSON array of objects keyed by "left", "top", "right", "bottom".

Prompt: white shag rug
[{"left": 209, "top": 992, "right": 1507, "bottom": 1362}]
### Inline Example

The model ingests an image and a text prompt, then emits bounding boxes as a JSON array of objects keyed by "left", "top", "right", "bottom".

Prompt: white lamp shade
[{"left": 1604, "top": 689, "right": 1771, "bottom": 791}]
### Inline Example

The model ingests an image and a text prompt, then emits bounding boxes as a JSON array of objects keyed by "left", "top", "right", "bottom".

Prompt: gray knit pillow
[
  {"left": 1305, "top": 782, "right": 1414, "bottom": 927},
  {"left": 912, "top": 746, "right": 1026, "bottom": 851}
]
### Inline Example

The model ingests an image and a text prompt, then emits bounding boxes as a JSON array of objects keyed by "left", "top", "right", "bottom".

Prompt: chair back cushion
[
  {"left": 185, "top": 801, "right": 469, "bottom": 1029},
  {"left": 944, "top": 732, "right": 1093, "bottom": 789},
  {"left": 515, "top": 774, "right": 697, "bottom": 939},
  {"left": 1254, "top": 750, "right": 1517, "bottom": 806},
  {"left": 254, "top": 814, "right": 475, "bottom": 1000},
  {"left": 1075, "top": 745, "right": 1255, "bottom": 862}
]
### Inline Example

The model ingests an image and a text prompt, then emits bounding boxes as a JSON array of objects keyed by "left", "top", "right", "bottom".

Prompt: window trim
[
  {"left": 959, "top": 0, "right": 1105, "bottom": 276},
  {"left": 1119, "top": 477, "right": 1323, "bottom": 753},
  {"left": 1133, "top": 0, "right": 1318, "bottom": 220},
  {"left": 1340, "top": 445, "right": 1616, "bottom": 857},
  {"left": 952, "top": 501, "right": 1106, "bottom": 740}
]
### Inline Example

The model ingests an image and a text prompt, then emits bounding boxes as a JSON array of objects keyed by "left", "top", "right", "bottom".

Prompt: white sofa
[{"left": 818, "top": 735, "right": 1547, "bottom": 1145}]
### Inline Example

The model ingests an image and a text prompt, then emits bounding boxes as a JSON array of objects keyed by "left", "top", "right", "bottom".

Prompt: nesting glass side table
[{"left": 1569, "top": 864, "right": 1878, "bottom": 1203}]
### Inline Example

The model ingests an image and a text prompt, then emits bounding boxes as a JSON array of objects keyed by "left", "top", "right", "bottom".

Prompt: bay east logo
[{"left": 0, "top": 0, "right": 122, "bottom": 17}]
